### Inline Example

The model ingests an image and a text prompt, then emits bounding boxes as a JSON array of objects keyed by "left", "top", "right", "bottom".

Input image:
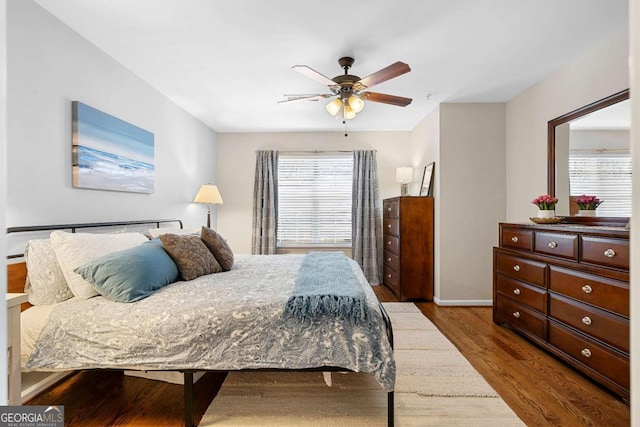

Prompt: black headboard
[{"left": 6, "top": 219, "right": 183, "bottom": 259}]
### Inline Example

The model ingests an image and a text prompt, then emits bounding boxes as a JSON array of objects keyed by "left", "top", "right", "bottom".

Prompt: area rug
[{"left": 199, "top": 302, "right": 524, "bottom": 426}]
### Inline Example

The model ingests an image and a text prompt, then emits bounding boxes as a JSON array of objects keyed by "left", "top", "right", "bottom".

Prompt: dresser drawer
[
  {"left": 534, "top": 232, "right": 577, "bottom": 260},
  {"left": 383, "top": 199, "right": 399, "bottom": 218},
  {"left": 383, "top": 234, "right": 400, "bottom": 255},
  {"left": 383, "top": 264, "right": 399, "bottom": 294},
  {"left": 383, "top": 250, "right": 400, "bottom": 273},
  {"left": 549, "top": 320, "right": 629, "bottom": 390},
  {"left": 495, "top": 252, "right": 546, "bottom": 287},
  {"left": 549, "top": 293, "right": 629, "bottom": 353},
  {"left": 496, "top": 276, "right": 546, "bottom": 312},
  {"left": 495, "top": 295, "right": 546, "bottom": 340},
  {"left": 549, "top": 266, "right": 629, "bottom": 317},
  {"left": 383, "top": 218, "right": 399, "bottom": 236},
  {"left": 501, "top": 228, "right": 533, "bottom": 251},
  {"left": 581, "top": 237, "right": 629, "bottom": 270}
]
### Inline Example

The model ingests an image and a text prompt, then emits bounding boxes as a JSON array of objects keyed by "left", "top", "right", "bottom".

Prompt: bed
[{"left": 7, "top": 219, "right": 396, "bottom": 427}]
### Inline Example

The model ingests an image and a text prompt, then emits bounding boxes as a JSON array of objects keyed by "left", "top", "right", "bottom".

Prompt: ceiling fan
[{"left": 279, "top": 57, "right": 412, "bottom": 120}]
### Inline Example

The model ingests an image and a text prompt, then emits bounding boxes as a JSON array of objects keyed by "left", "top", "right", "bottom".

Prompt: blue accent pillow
[{"left": 74, "top": 239, "right": 179, "bottom": 303}]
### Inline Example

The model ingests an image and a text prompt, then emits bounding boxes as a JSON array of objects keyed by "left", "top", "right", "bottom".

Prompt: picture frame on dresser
[{"left": 419, "top": 162, "right": 435, "bottom": 197}]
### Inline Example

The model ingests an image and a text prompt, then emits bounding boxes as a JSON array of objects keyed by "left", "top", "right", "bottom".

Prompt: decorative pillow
[
  {"left": 50, "top": 230, "right": 149, "bottom": 300},
  {"left": 147, "top": 227, "right": 200, "bottom": 239},
  {"left": 23, "top": 239, "right": 74, "bottom": 305},
  {"left": 159, "top": 234, "right": 222, "bottom": 280},
  {"left": 74, "top": 240, "right": 179, "bottom": 303},
  {"left": 200, "top": 226, "right": 234, "bottom": 271}
]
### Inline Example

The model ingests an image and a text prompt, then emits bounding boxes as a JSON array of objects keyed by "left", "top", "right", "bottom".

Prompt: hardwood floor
[{"left": 27, "top": 285, "right": 630, "bottom": 426}]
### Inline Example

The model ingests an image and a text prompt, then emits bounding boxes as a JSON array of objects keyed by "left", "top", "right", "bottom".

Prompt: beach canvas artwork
[{"left": 72, "top": 101, "right": 154, "bottom": 194}]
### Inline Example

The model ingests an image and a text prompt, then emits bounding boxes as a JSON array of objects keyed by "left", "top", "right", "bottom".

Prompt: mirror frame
[{"left": 547, "top": 88, "right": 630, "bottom": 226}]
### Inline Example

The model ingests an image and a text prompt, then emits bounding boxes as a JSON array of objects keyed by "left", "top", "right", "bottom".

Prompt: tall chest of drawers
[
  {"left": 493, "top": 222, "right": 629, "bottom": 399},
  {"left": 382, "top": 196, "right": 434, "bottom": 301}
]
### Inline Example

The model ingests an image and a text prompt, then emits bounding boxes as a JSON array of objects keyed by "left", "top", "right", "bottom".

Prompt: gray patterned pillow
[
  {"left": 200, "top": 227, "right": 234, "bottom": 271},
  {"left": 159, "top": 234, "right": 222, "bottom": 280},
  {"left": 24, "top": 239, "right": 74, "bottom": 305}
]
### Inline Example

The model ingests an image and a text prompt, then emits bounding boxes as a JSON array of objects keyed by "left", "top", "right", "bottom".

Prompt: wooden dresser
[
  {"left": 493, "top": 222, "right": 629, "bottom": 399},
  {"left": 382, "top": 196, "right": 434, "bottom": 301}
]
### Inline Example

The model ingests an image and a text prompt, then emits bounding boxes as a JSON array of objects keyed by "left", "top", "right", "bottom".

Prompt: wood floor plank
[{"left": 25, "top": 284, "right": 629, "bottom": 426}]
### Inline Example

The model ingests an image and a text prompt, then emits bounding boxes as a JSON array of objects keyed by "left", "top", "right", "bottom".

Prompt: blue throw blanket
[{"left": 284, "top": 251, "right": 368, "bottom": 324}]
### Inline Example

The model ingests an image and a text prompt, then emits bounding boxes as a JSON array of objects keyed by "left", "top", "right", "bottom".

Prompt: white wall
[
  {"left": 433, "top": 104, "right": 506, "bottom": 304},
  {"left": 505, "top": 29, "right": 629, "bottom": 221},
  {"left": 6, "top": 1, "right": 217, "bottom": 230},
  {"left": 0, "top": 0, "right": 8, "bottom": 405},
  {"left": 216, "top": 131, "right": 412, "bottom": 254}
]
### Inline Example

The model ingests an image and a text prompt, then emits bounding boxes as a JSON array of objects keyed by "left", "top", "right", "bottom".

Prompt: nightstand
[{"left": 7, "top": 293, "right": 27, "bottom": 405}]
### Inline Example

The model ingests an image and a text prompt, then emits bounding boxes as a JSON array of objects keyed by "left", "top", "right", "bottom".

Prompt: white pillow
[
  {"left": 147, "top": 227, "right": 200, "bottom": 238},
  {"left": 50, "top": 230, "right": 149, "bottom": 300},
  {"left": 24, "top": 239, "right": 74, "bottom": 305}
]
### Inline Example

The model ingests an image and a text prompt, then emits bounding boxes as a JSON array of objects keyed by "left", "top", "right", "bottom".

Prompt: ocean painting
[{"left": 72, "top": 101, "right": 154, "bottom": 194}]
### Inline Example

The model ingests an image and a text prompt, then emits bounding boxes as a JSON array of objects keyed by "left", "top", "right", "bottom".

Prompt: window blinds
[
  {"left": 277, "top": 153, "right": 353, "bottom": 246},
  {"left": 569, "top": 154, "right": 632, "bottom": 216}
]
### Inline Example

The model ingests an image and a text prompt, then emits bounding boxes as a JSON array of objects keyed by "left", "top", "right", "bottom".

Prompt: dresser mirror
[{"left": 548, "top": 89, "right": 630, "bottom": 225}]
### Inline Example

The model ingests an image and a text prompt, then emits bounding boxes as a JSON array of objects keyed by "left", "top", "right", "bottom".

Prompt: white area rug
[{"left": 200, "top": 303, "right": 524, "bottom": 426}]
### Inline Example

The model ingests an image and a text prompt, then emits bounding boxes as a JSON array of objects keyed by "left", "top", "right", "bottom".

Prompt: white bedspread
[{"left": 26, "top": 254, "right": 395, "bottom": 391}]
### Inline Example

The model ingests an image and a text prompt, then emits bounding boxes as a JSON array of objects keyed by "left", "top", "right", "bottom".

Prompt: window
[
  {"left": 277, "top": 153, "right": 353, "bottom": 247},
  {"left": 569, "top": 153, "right": 632, "bottom": 216}
]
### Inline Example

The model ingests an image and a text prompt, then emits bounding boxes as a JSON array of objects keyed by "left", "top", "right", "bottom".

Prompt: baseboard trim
[{"left": 433, "top": 297, "right": 493, "bottom": 307}]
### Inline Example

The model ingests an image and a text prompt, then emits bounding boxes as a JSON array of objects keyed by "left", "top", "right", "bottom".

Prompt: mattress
[{"left": 25, "top": 254, "right": 395, "bottom": 391}]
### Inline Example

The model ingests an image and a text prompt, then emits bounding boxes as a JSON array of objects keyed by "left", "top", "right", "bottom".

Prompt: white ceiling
[{"left": 33, "top": 0, "right": 628, "bottom": 133}]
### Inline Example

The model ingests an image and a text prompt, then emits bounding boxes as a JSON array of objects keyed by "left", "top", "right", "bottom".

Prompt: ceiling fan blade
[
  {"left": 357, "top": 62, "right": 411, "bottom": 89},
  {"left": 278, "top": 94, "right": 334, "bottom": 103},
  {"left": 292, "top": 65, "right": 337, "bottom": 86},
  {"left": 361, "top": 92, "right": 413, "bottom": 107}
]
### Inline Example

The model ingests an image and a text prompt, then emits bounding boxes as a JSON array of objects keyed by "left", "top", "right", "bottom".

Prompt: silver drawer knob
[
  {"left": 604, "top": 249, "right": 616, "bottom": 258},
  {"left": 582, "top": 284, "right": 593, "bottom": 294},
  {"left": 511, "top": 236, "right": 519, "bottom": 243},
  {"left": 513, "top": 288, "right": 521, "bottom": 296},
  {"left": 387, "top": 257, "right": 392, "bottom": 262},
  {"left": 512, "top": 311, "right": 521, "bottom": 319},
  {"left": 582, "top": 316, "right": 592, "bottom": 326},
  {"left": 387, "top": 224, "right": 391, "bottom": 228},
  {"left": 581, "top": 348, "right": 592, "bottom": 358},
  {"left": 548, "top": 241, "right": 557, "bottom": 248},
  {"left": 387, "top": 241, "right": 391, "bottom": 245},
  {"left": 387, "top": 207, "right": 391, "bottom": 212},
  {"left": 513, "top": 265, "right": 520, "bottom": 272},
  {"left": 387, "top": 274, "right": 392, "bottom": 278}
]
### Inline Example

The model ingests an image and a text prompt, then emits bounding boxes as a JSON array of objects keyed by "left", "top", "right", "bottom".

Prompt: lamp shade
[
  {"left": 347, "top": 95, "right": 365, "bottom": 113},
  {"left": 325, "top": 98, "right": 343, "bottom": 116},
  {"left": 395, "top": 167, "right": 413, "bottom": 183},
  {"left": 193, "top": 184, "right": 223, "bottom": 204}
]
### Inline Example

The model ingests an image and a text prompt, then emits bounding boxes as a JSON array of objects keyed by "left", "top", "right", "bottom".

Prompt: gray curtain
[
  {"left": 352, "top": 150, "right": 383, "bottom": 284},
  {"left": 252, "top": 150, "right": 278, "bottom": 254}
]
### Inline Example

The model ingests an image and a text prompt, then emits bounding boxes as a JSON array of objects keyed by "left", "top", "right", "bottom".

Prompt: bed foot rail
[{"left": 184, "top": 371, "right": 194, "bottom": 427}]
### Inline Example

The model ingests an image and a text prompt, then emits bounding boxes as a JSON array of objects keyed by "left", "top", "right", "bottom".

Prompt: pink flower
[
  {"left": 532, "top": 194, "right": 558, "bottom": 210},
  {"left": 576, "top": 195, "right": 602, "bottom": 210}
]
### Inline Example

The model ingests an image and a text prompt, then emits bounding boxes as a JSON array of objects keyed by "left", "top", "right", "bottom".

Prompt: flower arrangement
[
  {"left": 532, "top": 194, "right": 558, "bottom": 210},
  {"left": 576, "top": 195, "right": 602, "bottom": 210}
]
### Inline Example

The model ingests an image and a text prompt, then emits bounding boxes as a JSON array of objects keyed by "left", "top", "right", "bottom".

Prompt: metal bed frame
[{"left": 7, "top": 219, "right": 395, "bottom": 427}]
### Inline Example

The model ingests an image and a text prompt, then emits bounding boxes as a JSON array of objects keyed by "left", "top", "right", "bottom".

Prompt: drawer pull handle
[
  {"left": 548, "top": 241, "right": 557, "bottom": 248},
  {"left": 387, "top": 224, "right": 391, "bottom": 228},
  {"left": 604, "top": 249, "right": 616, "bottom": 258},
  {"left": 387, "top": 241, "right": 391, "bottom": 245},
  {"left": 512, "top": 311, "right": 521, "bottom": 319},
  {"left": 513, "top": 265, "right": 520, "bottom": 272},
  {"left": 581, "top": 348, "right": 592, "bottom": 358},
  {"left": 582, "top": 284, "right": 593, "bottom": 294},
  {"left": 511, "top": 236, "right": 519, "bottom": 243},
  {"left": 387, "top": 274, "right": 392, "bottom": 278},
  {"left": 387, "top": 257, "right": 392, "bottom": 262},
  {"left": 513, "top": 288, "right": 521, "bottom": 296},
  {"left": 387, "top": 207, "right": 392, "bottom": 212},
  {"left": 582, "top": 316, "right": 592, "bottom": 326}
]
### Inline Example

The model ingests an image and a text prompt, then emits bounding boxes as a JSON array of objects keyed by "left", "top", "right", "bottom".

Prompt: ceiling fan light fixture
[
  {"left": 343, "top": 104, "right": 357, "bottom": 120},
  {"left": 325, "top": 98, "right": 343, "bottom": 116},
  {"left": 347, "top": 95, "right": 365, "bottom": 113}
]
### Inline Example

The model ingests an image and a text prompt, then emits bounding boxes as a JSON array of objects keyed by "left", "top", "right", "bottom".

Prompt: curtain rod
[{"left": 258, "top": 150, "right": 376, "bottom": 154}]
